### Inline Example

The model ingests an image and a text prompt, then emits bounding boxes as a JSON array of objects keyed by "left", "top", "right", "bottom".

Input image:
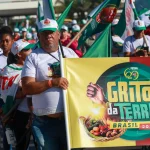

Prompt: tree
[{"left": 55, "top": 0, "right": 104, "bottom": 20}]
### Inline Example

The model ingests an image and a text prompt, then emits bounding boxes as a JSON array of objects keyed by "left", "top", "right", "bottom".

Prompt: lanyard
[{"left": 47, "top": 52, "right": 60, "bottom": 62}]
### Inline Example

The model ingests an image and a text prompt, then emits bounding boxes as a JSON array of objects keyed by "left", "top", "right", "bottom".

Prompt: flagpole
[
  {"left": 59, "top": 52, "right": 71, "bottom": 150},
  {"left": 67, "top": 18, "right": 93, "bottom": 48},
  {"left": 130, "top": 0, "right": 149, "bottom": 50},
  {"left": 59, "top": 40, "right": 65, "bottom": 58}
]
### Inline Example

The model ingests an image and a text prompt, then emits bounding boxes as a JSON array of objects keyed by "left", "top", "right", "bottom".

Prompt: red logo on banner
[{"left": 139, "top": 124, "right": 150, "bottom": 130}]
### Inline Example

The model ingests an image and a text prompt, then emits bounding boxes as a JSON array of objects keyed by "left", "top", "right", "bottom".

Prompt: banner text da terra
[{"left": 107, "top": 81, "right": 150, "bottom": 120}]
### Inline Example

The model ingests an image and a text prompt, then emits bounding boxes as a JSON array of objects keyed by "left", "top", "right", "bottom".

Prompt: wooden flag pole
[{"left": 67, "top": 18, "right": 93, "bottom": 48}]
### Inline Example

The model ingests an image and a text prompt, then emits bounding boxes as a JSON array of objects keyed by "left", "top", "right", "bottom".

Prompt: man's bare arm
[
  {"left": 22, "top": 77, "right": 69, "bottom": 95},
  {"left": 22, "top": 77, "right": 50, "bottom": 95}
]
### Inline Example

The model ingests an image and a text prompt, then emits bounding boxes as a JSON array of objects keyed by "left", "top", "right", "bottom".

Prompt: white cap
[
  {"left": 11, "top": 39, "right": 34, "bottom": 55},
  {"left": 133, "top": 20, "right": 146, "bottom": 31},
  {"left": 139, "top": 9, "right": 150, "bottom": 27},
  {"left": 61, "top": 25, "right": 68, "bottom": 31},
  {"left": 31, "top": 27, "right": 36, "bottom": 32},
  {"left": 22, "top": 28, "right": 27, "bottom": 32},
  {"left": 81, "top": 19, "right": 87, "bottom": 25},
  {"left": 112, "top": 19, "right": 119, "bottom": 26},
  {"left": 37, "top": 18, "right": 58, "bottom": 33},
  {"left": 27, "top": 33, "right": 32, "bottom": 40},
  {"left": 72, "top": 19, "right": 77, "bottom": 25},
  {"left": 72, "top": 24, "right": 80, "bottom": 32},
  {"left": 14, "top": 28, "right": 19, "bottom": 33}
]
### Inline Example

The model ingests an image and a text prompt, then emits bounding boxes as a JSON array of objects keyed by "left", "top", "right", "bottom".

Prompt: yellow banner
[{"left": 63, "top": 58, "right": 150, "bottom": 148}]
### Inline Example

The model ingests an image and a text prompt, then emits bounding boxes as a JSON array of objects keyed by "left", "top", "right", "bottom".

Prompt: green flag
[
  {"left": 135, "top": 0, "right": 150, "bottom": 12},
  {"left": 57, "top": 1, "right": 73, "bottom": 30},
  {"left": 37, "top": 1, "right": 44, "bottom": 22},
  {"left": 83, "top": 24, "right": 112, "bottom": 58},
  {"left": 43, "top": 0, "right": 55, "bottom": 20},
  {"left": 78, "top": 0, "right": 121, "bottom": 49}
]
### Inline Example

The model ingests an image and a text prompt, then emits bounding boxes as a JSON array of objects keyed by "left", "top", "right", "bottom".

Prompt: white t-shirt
[
  {"left": 21, "top": 47, "right": 78, "bottom": 116},
  {"left": 0, "top": 48, "right": 3, "bottom": 55},
  {"left": 123, "top": 35, "right": 150, "bottom": 54},
  {"left": 0, "top": 55, "right": 7, "bottom": 70},
  {"left": 0, "top": 55, "right": 7, "bottom": 96},
  {"left": 1, "top": 64, "right": 29, "bottom": 113}
]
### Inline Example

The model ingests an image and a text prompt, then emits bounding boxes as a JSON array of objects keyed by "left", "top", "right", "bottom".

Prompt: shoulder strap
[{"left": 47, "top": 53, "right": 60, "bottom": 62}]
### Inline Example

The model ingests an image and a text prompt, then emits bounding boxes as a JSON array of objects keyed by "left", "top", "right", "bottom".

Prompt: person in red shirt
[
  {"left": 60, "top": 24, "right": 83, "bottom": 57},
  {"left": 60, "top": 25, "right": 70, "bottom": 46},
  {"left": 70, "top": 24, "right": 83, "bottom": 57},
  {"left": 14, "top": 28, "right": 20, "bottom": 41}
]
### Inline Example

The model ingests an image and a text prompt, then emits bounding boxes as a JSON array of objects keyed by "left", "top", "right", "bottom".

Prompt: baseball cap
[
  {"left": 14, "top": 28, "right": 19, "bottom": 33},
  {"left": 37, "top": 18, "right": 58, "bottom": 33},
  {"left": 27, "top": 33, "right": 32, "bottom": 40},
  {"left": 112, "top": 19, "right": 119, "bottom": 26},
  {"left": 72, "top": 19, "right": 77, "bottom": 25},
  {"left": 31, "top": 27, "right": 36, "bottom": 32},
  {"left": 61, "top": 25, "right": 68, "bottom": 31},
  {"left": 139, "top": 8, "right": 150, "bottom": 27},
  {"left": 11, "top": 39, "right": 34, "bottom": 55},
  {"left": 72, "top": 24, "right": 80, "bottom": 32},
  {"left": 133, "top": 20, "right": 146, "bottom": 31},
  {"left": 81, "top": 19, "right": 87, "bottom": 25},
  {"left": 22, "top": 28, "right": 27, "bottom": 32}
]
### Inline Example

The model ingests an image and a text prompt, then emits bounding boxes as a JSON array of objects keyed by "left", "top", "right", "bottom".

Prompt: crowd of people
[{"left": 0, "top": 7, "right": 150, "bottom": 150}]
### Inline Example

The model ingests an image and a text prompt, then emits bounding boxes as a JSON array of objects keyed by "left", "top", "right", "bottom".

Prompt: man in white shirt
[
  {"left": 21, "top": 18, "right": 78, "bottom": 150},
  {"left": 123, "top": 20, "right": 150, "bottom": 57}
]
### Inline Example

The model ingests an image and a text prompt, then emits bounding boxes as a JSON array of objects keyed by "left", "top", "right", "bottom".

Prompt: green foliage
[{"left": 62, "top": 0, "right": 104, "bottom": 20}]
